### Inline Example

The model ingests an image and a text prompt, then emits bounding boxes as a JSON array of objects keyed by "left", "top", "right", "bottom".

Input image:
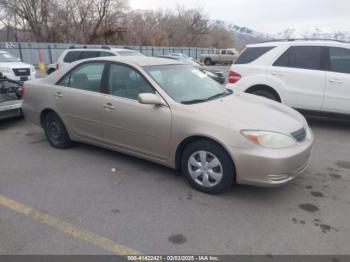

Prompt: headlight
[
  {"left": 241, "top": 130, "right": 297, "bottom": 149},
  {"left": 0, "top": 67, "right": 12, "bottom": 73}
]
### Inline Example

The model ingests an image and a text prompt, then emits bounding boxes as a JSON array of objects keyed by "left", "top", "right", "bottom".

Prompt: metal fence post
[
  {"left": 18, "top": 43, "right": 23, "bottom": 61},
  {"left": 48, "top": 44, "right": 53, "bottom": 64}
]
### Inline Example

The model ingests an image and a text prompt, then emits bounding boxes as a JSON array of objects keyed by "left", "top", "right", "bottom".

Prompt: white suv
[
  {"left": 0, "top": 51, "right": 36, "bottom": 81},
  {"left": 227, "top": 40, "right": 350, "bottom": 116},
  {"left": 47, "top": 47, "right": 145, "bottom": 74}
]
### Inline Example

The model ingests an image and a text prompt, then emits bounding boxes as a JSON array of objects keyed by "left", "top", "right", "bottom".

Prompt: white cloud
[{"left": 129, "top": 0, "right": 350, "bottom": 33}]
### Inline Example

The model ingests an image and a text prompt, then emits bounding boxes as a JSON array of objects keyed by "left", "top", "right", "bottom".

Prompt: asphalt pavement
[{"left": 0, "top": 114, "right": 349, "bottom": 255}]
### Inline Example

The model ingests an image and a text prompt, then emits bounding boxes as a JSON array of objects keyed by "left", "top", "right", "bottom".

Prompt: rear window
[
  {"left": 63, "top": 51, "right": 81, "bottom": 63},
  {"left": 274, "top": 46, "right": 323, "bottom": 70},
  {"left": 235, "top": 47, "right": 275, "bottom": 64}
]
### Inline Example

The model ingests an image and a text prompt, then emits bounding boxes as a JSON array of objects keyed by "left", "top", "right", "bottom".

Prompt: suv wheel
[
  {"left": 43, "top": 112, "right": 72, "bottom": 149},
  {"left": 181, "top": 140, "right": 235, "bottom": 194},
  {"left": 251, "top": 89, "right": 279, "bottom": 102},
  {"left": 204, "top": 58, "right": 212, "bottom": 66}
]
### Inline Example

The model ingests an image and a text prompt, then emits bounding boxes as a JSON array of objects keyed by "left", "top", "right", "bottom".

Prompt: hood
[
  {"left": 190, "top": 93, "right": 307, "bottom": 134},
  {"left": 0, "top": 62, "right": 34, "bottom": 69}
]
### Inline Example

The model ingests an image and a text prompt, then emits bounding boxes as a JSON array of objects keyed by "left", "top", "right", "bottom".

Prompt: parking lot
[{"left": 0, "top": 112, "right": 350, "bottom": 255}]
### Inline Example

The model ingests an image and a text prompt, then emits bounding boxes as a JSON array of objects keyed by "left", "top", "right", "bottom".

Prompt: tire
[
  {"left": 204, "top": 58, "right": 212, "bottom": 66},
  {"left": 47, "top": 68, "right": 56, "bottom": 75},
  {"left": 251, "top": 89, "right": 279, "bottom": 102},
  {"left": 181, "top": 140, "right": 235, "bottom": 194},
  {"left": 43, "top": 112, "right": 72, "bottom": 149}
]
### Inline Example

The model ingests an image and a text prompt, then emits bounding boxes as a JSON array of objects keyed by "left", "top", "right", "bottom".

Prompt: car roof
[
  {"left": 86, "top": 56, "right": 184, "bottom": 67},
  {"left": 247, "top": 40, "right": 350, "bottom": 48},
  {"left": 64, "top": 48, "right": 135, "bottom": 52}
]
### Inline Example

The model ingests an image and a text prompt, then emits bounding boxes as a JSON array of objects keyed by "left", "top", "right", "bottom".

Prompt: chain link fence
[{"left": 0, "top": 42, "right": 216, "bottom": 65}]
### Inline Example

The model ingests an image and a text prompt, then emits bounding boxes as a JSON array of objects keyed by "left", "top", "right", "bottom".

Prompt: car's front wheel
[
  {"left": 43, "top": 112, "right": 72, "bottom": 149},
  {"left": 181, "top": 140, "right": 235, "bottom": 194}
]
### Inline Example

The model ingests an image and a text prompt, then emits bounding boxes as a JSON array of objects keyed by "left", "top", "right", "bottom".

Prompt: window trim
[{"left": 56, "top": 60, "right": 108, "bottom": 94}]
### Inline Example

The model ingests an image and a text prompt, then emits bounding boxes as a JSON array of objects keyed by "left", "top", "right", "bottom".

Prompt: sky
[{"left": 129, "top": 0, "right": 350, "bottom": 34}]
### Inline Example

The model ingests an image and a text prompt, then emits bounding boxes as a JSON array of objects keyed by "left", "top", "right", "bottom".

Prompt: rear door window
[
  {"left": 57, "top": 62, "right": 105, "bottom": 93},
  {"left": 235, "top": 47, "right": 275, "bottom": 64},
  {"left": 329, "top": 47, "right": 350, "bottom": 74},
  {"left": 274, "top": 46, "right": 323, "bottom": 70},
  {"left": 63, "top": 51, "right": 82, "bottom": 63}
]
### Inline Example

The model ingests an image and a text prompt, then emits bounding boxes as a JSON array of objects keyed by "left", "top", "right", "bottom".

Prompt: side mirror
[{"left": 138, "top": 93, "right": 166, "bottom": 106}]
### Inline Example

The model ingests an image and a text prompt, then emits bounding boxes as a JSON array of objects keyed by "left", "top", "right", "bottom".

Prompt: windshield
[
  {"left": 0, "top": 53, "right": 19, "bottom": 62},
  {"left": 144, "top": 65, "right": 230, "bottom": 104},
  {"left": 118, "top": 50, "right": 145, "bottom": 57}
]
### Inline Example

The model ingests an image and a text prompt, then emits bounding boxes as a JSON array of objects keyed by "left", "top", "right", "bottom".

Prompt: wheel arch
[
  {"left": 40, "top": 108, "right": 67, "bottom": 129},
  {"left": 246, "top": 84, "right": 282, "bottom": 102},
  {"left": 175, "top": 135, "right": 236, "bottom": 173}
]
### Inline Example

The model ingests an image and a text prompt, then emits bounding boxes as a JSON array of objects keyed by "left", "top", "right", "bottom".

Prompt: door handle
[
  {"left": 54, "top": 92, "right": 63, "bottom": 98},
  {"left": 329, "top": 79, "right": 343, "bottom": 84},
  {"left": 103, "top": 103, "right": 115, "bottom": 110},
  {"left": 271, "top": 71, "right": 283, "bottom": 77}
]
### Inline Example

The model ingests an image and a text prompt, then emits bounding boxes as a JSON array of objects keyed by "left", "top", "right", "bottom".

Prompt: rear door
[
  {"left": 54, "top": 62, "right": 106, "bottom": 141},
  {"left": 269, "top": 46, "right": 326, "bottom": 110},
  {"left": 323, "top": 47, "right": 350, "bottom": 114}
]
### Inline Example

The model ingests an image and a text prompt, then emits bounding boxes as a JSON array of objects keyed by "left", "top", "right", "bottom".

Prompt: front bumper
[
  {"left": 229, "top": 128, "right": 314, "bottom": 187},
  {"left": 2, "top": 72, "right": 36, "bottom": 82}
]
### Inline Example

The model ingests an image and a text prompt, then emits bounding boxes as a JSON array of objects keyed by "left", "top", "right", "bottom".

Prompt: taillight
[
  {"left": 56, "top": 64, "right": 59, "bottom": 70},
  {"left": 228, "top": 71, "right": 241, "bottom": 84},
  {"left": 21, "top": 83, "right": 26, "bottom": 97}
]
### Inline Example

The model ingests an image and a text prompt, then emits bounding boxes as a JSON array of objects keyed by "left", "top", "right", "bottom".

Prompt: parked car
[
  {"left": 200, "top": 48, "right": 238, "bottom": 66},
  {"left": 0, "top": 51, "right": 36, "bottom": 81},
  {"left": 47, "top": 47, "right": 145, "bottom": 74},
  {"left": 0, "top": 72, "right": 23, "bottom": 120},
  {"left": 167, "top": 53, "right": 195, "bottom": 60},
  {"left": 227, "top": 40, "right": 350, "bottom": 116},
  {"left": 158, "top": 55, "right": 226, "bottom": 84},
  {"left": 23, "top": 57, "right": 313, "bottom": 194}
]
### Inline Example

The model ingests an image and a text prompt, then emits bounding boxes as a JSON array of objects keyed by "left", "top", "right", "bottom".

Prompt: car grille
[
  {"left": 13, "top": 68, "right": 30, "bottom": 77},
  {"left": 291, "top": 127, "right": 307, "bottom": 142}
]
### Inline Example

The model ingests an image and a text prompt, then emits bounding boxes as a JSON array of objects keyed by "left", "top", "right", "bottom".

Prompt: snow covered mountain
[
  {"left": 211, "top": 20, "right": 350, "bottom": 48},
  {"left": 274, "top": 27, "right": 350, "bottom": 42}
]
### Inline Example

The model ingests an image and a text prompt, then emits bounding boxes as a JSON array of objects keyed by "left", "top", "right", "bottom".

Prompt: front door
[{"left": 101, "top": 63, "right": 172, "bottom": 161}]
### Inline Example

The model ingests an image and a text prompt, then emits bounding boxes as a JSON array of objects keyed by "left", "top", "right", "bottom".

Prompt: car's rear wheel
[
  {"left": 204, "top": 58, "right": 213, "bottom": 66},
  {"left": 43, "top": 112, "right": 72, "bottom": 149},
  {"left": 250, "top": 89, "right": 279, "bottom": 102},
  {"left": 47, "top": 68, "right": 56, "bottom": 75},
  {"left": 181, "top": 140, "right": 235, "bottom": 194}
]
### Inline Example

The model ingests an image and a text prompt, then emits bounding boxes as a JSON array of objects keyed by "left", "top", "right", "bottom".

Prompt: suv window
[
  {"left": 329, "top": 47, "right": 350, "bottom": 74},
  {"left": 57, "top": 62, "right": 105, "bottom": 93},
  {"left": 221, "top": 50, "right": 227, "bottom": 55},
  {"left": 63, "top": 51, "right": 81, "bottom": 63},
  {"left": 99, "top": 51, "right": 116, "bottom": 57},
  {"left": 274, "top": 46, "right": 323, "bottom": 70},
  {"left": 80, "top": 51, "right": 100, "bottom": 60},
  {"left": 108, "top": 64, "right": 154, "bottom": 100},
  {"left": 235, "top": 47, "right": 275, "bottom": 64}
]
